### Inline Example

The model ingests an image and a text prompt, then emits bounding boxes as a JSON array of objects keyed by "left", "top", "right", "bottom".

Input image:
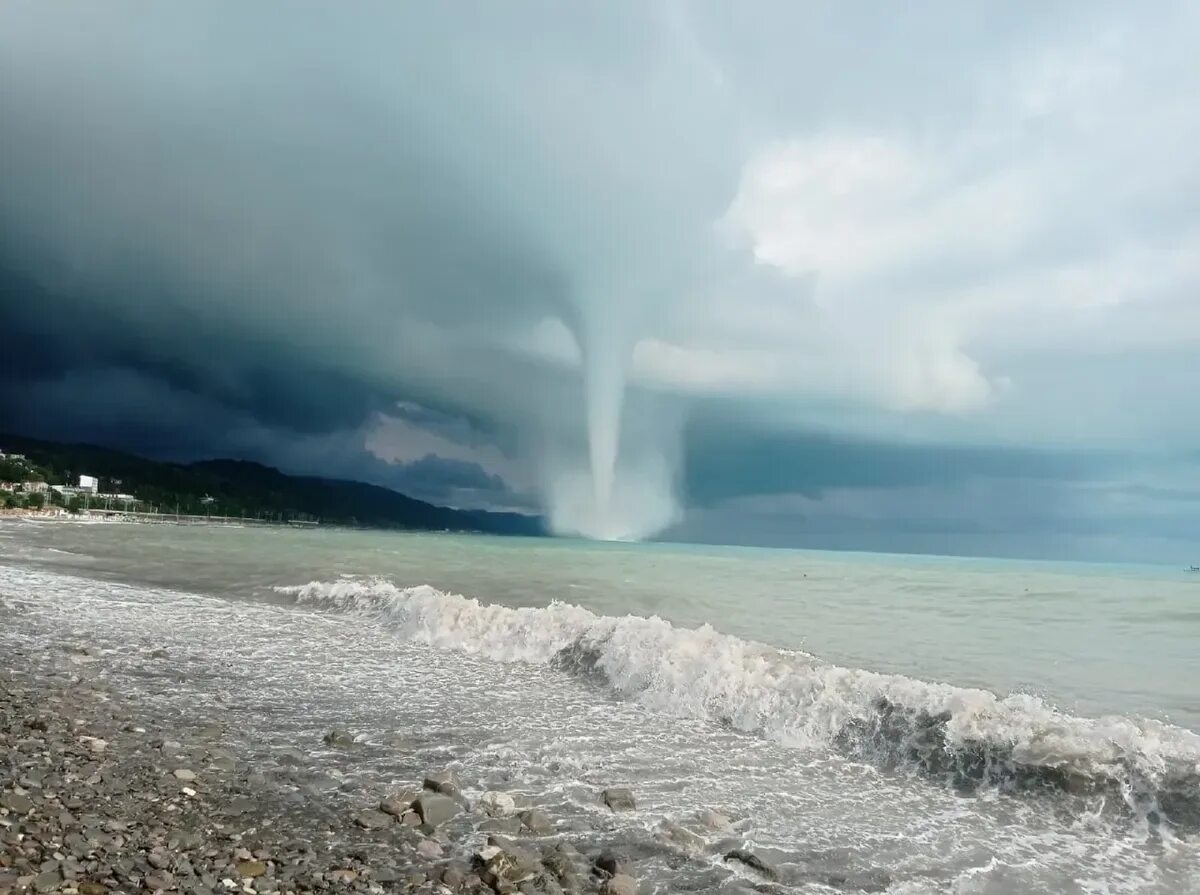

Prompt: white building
[
  {"left": 21, "top": 481, "right": 49, "bottom": 494},
  {"left": 78, "top": 474, "right": 99, "bottom": 494}
]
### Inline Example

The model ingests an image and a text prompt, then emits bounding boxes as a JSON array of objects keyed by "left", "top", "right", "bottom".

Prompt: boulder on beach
[
  {"left": 379, "top": 788, "right": 419, "bottom": 817},
  {"left": 353, "top": 808, "right": 393, "bottom": 829},
  {"left": 595, "top": 851, "right": 629, "bottom": 878},
  {"left": 724, "top": 849, "right": 778, "bottom": 880},
  {"left": 602, "top": 787, "right": 636, "bottom": 811},
  {"left": 413, "top": 792, "right": 460, "bottom": 827},
  {"left": 478, "top": 790, "right": 517, "bottom": 817},
  {"left": 474, "top": 842, "right": 539, "bottom": 888},
  {"left": 423, "top": 769, "right": 463, "bottom": 797},
  {"left": 519, "top": 808, "right": 554, "bottom": 835},
  {"left": 603, "top": 873, "right": 639, "bottom": 895}
]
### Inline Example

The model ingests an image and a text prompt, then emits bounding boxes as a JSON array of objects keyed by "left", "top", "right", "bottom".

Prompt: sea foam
[{"left": 276, "top": 577, "right": 1200, "bottom": 828}]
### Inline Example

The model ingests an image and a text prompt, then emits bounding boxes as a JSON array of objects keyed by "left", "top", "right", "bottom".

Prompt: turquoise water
[
  {"left": 8, "top": 522, "right": 1195, "bottom": 728},
  {"left": 2, "top": 520, "right": 1199, "bottom": 893}
]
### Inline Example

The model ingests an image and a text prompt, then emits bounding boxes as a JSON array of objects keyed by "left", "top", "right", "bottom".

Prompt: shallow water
[{"left": 2, "top": 520, "right": 1199, "bottom": 893}]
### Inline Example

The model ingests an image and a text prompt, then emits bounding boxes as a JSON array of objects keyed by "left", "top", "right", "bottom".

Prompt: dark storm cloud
[
  {"left": 1, "top": 1, "right": 1198, "bottom": 557},
  {"left": 681, "top": 421, "right": 1096, "bottom": 507}
]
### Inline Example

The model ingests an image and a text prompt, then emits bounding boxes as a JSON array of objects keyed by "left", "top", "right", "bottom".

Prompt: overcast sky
[{"left": 2, "top": 2, "right": 1198, "bottom": 561}]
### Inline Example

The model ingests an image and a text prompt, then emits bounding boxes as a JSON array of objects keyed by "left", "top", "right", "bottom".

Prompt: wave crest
[{"left": 275, "top": 577, "right": 1200, "bottom": 827}]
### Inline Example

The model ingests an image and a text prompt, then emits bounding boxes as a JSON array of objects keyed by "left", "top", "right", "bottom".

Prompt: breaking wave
[{"left": 276, "top": 577, "right": 1200, "bottom": 828}]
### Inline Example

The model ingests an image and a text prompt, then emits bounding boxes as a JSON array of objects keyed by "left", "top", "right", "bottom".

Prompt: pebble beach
[{"left": 0, "top": 597, "right": 770, "bottom": 895}]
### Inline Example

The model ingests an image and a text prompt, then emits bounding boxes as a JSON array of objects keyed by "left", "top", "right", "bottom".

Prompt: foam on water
[{"left": 277, "top": 577, "right": 1200, "bottom": 828}]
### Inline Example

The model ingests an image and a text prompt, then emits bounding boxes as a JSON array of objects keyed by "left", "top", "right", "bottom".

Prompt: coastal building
[
  {"left": 96, "top": 493, "right": 138, "bottom": 507},
  {"left": 20, "top": 481, "right": 49, "bottom": 494},
  {"left": 78, "top": 474, "right": 99, "bottom": 494}
]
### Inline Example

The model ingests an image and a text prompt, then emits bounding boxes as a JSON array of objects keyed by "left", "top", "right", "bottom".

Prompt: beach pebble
[
  {"left": 601, "top": 788, "right": 636, "bottom": 812},
  {"left": 519, "top": 808, "right": 554, "bottom": 835},
  {"left": 656, "top": 820, "right": 705, "bottom": 854},
  {"left": 353, "top": 809, "right": 392, "bottom": 830},
  {"left": 33, "top": 870, "right": 62, "bottom": 893},
  {"left": 236, "top": 861, "right": 267, "bottom": 879},
  {"left": 595, "top": 852, "right": 629, "bottom": 878},
  {"left": 0, "top": 792, "right": 34, "bottom": 814},
  {"left": 723, "top": 849, "right": 778, "bottom": 880},
  {"left": 478, "top": 817, "right": 523, "bottom": 834},
  {"left": 475, "top": 843, "right": 538, "bottom": 887},
  {"left": 415, "top": 839, "right": 443, "bottom": 860},
  {"left": 172, "top": 769, "right": 196, "bottom": 783},
  {"left": 602, "top": 874, "right": 638, "bottom": 895},
  {"left": 478, "top": 791, "right": 517, "bottom": 818},
  {"left": 144, "top": 870, "right": 175, "bottom": 891},
  {"left": 413, "top": 793, "right": 459, "bottom": 827},
  {"left": 379, "top": 789, "right": 418, "bottom": 817},
  {"left": 422, "top": 770, "right": 462, "bottom": 798}
]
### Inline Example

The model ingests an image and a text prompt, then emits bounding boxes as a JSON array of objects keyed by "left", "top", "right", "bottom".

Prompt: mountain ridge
[{"left": 0, "top": 433, "right": 544, "bottom": 535}]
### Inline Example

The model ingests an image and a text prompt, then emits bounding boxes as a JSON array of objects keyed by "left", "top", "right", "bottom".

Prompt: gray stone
[
  {"left": 371, "top": 868, "right": 399, "bottom": 883},
  {"left": 144, "top": 870, "right": 175, "bottom": 891},
  {"left": 0, "top": 792, "right": 34, "bottom": 814},
  {"left": 601, "top": 788, "right": 635, "bottom": 812},
  {"left": 595, "top": 852, "right": 628, "bottom": 878},
  {"left": 353, "top": 809, "right": 393, "bottom": 830},
  {"left": 475, "top": 844, "right": 538, "bottom": 887},
  {"left": 656, "top": 820, "right": 705, "bottom": 854},
  {"left": 478, "top": 791, "right": 517, "bottom": 817},
  {"left": 172, "top": 769, "right": 196, "bottom": 783},
  {"left": 170, "top": 832, "right": 203, "bottom": 851},
  {"left": 33, "top": 870, "right": 62, "bottom": 893},
  {"left": 440, "top": 864, "right": 467, "bottom": 887},
  {"left": 379, "top": 789, "right": 418, "bottom": 817},
  {"left": 422, "top": 770, "right": 462, "bottom": 797},
  {"left": 415, "top": 839, "right": 443, "bottom": 860},
  {"left": 541, "top": 850, "right": 582, "bottom": 881},
  {"left": 412, "top": 792, "right": 459, "bottom": 827},
  {"left": 515, "top": 808, "right": 551, "bottom": 835},
  {"left": 603, "top": 874, "right": 638, "bottom": 895},
  {"left": 723, "top": 850, "right": 778, "bottom": 880},
  {"left": 478, "top": 817, "right": 523, "bottom": 834}
]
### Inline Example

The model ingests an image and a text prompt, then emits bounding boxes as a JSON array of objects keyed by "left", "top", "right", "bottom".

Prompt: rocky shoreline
[{"left": 0, "top": 649, "right": 778, "bottom": 895}]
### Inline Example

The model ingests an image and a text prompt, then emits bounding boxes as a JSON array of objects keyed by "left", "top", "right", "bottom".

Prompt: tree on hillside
[{"left": 26, "top": 492, "right": 45, "bottom": 510}]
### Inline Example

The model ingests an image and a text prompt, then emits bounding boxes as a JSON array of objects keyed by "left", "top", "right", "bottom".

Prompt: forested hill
[{"left": 0, "top": 433, "right": 544, "bottom": 535}]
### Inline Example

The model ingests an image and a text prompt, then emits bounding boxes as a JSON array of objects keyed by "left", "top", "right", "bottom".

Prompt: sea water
[{"left": 2, "top": 520, "right": 1198, "bottom": 893}]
